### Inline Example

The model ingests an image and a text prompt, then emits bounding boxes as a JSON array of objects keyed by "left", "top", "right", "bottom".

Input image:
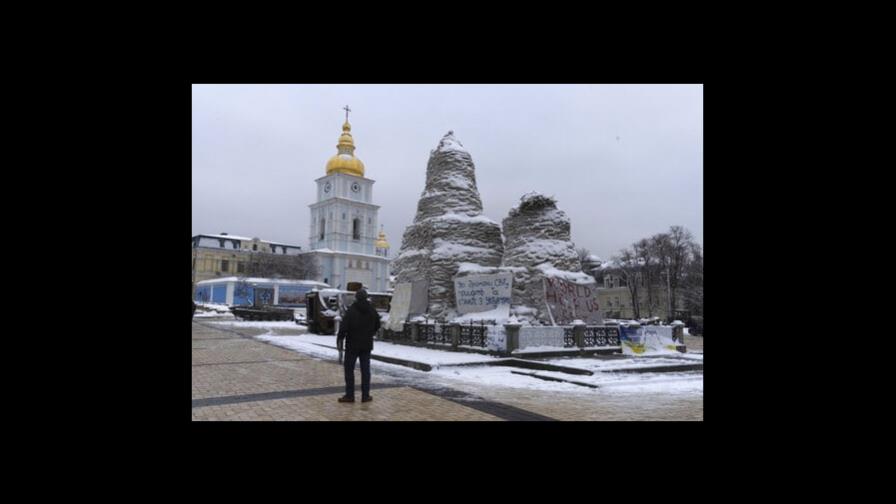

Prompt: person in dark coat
[
  {"left": 337, "top": 288, "right": 380, "bottom": 403},
  {"left": 192, "top": 300, "right": 197, "bottom": 319}
]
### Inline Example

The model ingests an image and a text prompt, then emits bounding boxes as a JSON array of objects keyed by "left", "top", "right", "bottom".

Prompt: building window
[
  {"left": 237, "top": 262, "right": 245, "bottom": 273},
  {"left": 218, "top": 239, "right": 225, "bottom": 248},
  {"left": 343, "top": 213, "right": 346, "bottom": 220},
  {"left": 352, "top": 219, "right": 360, "bottom": 240},
  {"left": 221, "top": 260, "right": 229, "bottom": 272},
  {"left": 252, "top": 244, "right": 257, "bottom": 251},
  {"left": 320, "top": 219, "right": 325, "bottom": 240}
]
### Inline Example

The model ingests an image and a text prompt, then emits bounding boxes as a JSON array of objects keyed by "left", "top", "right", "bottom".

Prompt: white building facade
[{"left": 306, "top": 110, "right": 391, "bottom": 292}]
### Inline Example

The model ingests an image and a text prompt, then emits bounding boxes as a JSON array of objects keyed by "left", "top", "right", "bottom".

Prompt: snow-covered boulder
[{"left": 391, "top": 132, "right": 504, "bottom": 320}]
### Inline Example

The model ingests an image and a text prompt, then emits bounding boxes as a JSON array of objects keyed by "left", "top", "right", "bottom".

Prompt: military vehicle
[
  {"left": 305, "top": 286, "right": 391, "bottom": 335},
  {"left": 229, "top": 286, "right": 297, "bottom": 321}
]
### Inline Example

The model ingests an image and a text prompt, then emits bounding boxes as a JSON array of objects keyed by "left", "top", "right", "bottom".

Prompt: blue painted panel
[
  {"left": 254, "top": 285, "right": 275, "bottom": 306},
  {"left": 195, "top": 285, "right": 211, "bottom": 303},
  {"left": 233, "top": 283, "right": 254, "bottom": 306},
  {"left": 212, "top": 284, "right": 226, "bottom": 303}
]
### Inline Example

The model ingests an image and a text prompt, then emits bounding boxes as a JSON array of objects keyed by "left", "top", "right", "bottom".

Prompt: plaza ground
[{"left": 191, "top": 319, "right": 703, "bottom": 421}]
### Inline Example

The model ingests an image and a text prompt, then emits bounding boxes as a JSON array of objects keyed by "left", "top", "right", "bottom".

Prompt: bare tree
[
  {"left": 575, "top": 246, "right": 595, "bottom": 275},
  {"left": 648, "top": 233, "right": 674, "bottom": 320},
  {"left": 243, "top": 251, "right": 320, "bottom": 280},
  {"left": 613, "top": 247, "right": 641, "bottom": 319},
  {"left": 683, "top": 242, "right": 703, "bottom": 316},
  {"left": 576, "top": 247, "right": 591, "bottom": 265},
  {"left": 633, "top": 238, "right": 657, "bottom": 317}
]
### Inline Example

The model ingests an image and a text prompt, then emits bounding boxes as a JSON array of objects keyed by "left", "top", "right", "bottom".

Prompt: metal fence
[
  {"left": 421, "top": 323, "right": 451, "bottom": 345},
  {"left": 458, "top": 321, "right": 489, "bottom": 347},
  {"left": 563, "top": 327, "right": 576, "bottom": 348},
  {"left": 583, "top": 326, "right": 621, "bottom": 347},
  {"left": 564, "top": 325, "right": 621, "bottom": 347}
]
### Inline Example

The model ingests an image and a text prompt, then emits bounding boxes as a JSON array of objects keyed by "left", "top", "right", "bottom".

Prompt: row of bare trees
[
  {"left": 580, "top": 226, "right": 703, "bottom": 326},
  {"left": 239, "top": 251, "right": 320, "bottom": 281}
]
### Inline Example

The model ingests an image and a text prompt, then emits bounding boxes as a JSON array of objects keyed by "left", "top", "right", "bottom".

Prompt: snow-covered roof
[
  {"left": 197, "top": 277, "right": 329, "bottom": 286},
  {"left": 195, "top": 233, "right": 254, "bottom": 241},
  {"left": 193, "top": 234, "right": 302, "bottom": 248}
]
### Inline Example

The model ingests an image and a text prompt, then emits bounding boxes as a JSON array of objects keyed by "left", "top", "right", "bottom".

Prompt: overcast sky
[{"left": 192, "top": 84, "right": 702, "bottom": 260}]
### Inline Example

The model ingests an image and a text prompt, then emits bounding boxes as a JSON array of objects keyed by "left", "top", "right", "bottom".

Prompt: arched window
[
  {"left": 320, "top": 218, "right": 325, "bottom": 240},
  {"left": 352, "top": 218, "right": 360, "bottom": 240}
]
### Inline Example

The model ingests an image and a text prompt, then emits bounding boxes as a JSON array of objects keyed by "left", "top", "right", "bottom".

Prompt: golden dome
[
  {"left": 375, "top": 227, "right": 390, "bottom": 249},
  {"left": 326, "top": 119, "right": 365, "bottom": 176}
]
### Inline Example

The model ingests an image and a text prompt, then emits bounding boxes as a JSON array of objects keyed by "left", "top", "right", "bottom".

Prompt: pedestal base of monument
[
  {"left": 511, "top": 347, "right": 623, "bottom": 359},
  {"left": 377, "top": 337, "right": 498, "bottom": 356}
]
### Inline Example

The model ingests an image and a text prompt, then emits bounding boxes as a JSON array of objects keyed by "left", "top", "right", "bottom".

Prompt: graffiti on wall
[
  {"left": 543, "top": 276, "right": 602, "bottom": 325},
  {"left": 195, "top": 285, "right": 211, "bottom": 303},
  {"left": 278, "top": 285, "right": 313, "bottom": 306},
  {"left": 454, "top": 273, "right": 513, "bottom": 314}
]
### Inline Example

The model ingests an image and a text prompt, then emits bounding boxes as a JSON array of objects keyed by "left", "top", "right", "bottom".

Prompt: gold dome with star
[{"left": 325, "top": 119, "right": 365, "bottom": 177}]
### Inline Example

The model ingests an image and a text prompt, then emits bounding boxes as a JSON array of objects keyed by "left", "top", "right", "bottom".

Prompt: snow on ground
[
  {"left": 194, "top": 310, "right": 234, "bottom": 318},
  {"left": 209, "top": 320, "right": 307, "bottom": 330},
  {"left": 196, "top": 302, "right": 231, "bottom": 312},
  {"left": 258, "top": 333, "right": 498, "bottom": 366},
  {"left": 249, "top": 332, "right": 702, "bottom": 395},
  {"left": 545, "top": 354, "right": 702, "bottom": 372}
]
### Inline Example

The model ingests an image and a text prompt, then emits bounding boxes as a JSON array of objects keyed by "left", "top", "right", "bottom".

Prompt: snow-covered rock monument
[
  {"left": 502, "top": 192, "right": 600, "bottom": 325},
  {"left": 391, "top": 133, "right": 601, "bottom": 326},
  {"left": 390, "top": 132, "right": 504, "bottom": 320}
]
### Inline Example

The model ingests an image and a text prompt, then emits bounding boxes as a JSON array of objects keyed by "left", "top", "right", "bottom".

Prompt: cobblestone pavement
[
  {"left": 192, "top": 320, "right": 702, "bottom": 421},
  {"left": 192, "top": 321, "right": 544, "bottom": 421}
]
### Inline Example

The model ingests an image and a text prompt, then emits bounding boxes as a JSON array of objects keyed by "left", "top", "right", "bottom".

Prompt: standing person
[{"left": 337, "top": 288, "right": 380, "bottom": 403}]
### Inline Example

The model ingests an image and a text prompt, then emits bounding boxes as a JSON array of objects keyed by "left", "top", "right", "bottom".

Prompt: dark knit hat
[{"left": 355, "top": 288, "right": 368, "bottom": 300}]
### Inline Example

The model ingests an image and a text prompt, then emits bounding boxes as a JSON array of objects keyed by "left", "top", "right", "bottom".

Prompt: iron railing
[
  {"left": 563, "top": 327, "right": 576, "bottom": 347},
  {"left": 584, "top": 326, "right": 620, "bottom": 346},
  {"left": 458, "top": 320, "right": 489, "bottom": 347}
]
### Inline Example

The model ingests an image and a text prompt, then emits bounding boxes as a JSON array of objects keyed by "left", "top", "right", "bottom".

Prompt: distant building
[
  {"left": 191, "top": 233, "right": 304, "bottom": 291},
  {"left": 586, "top": 259, "right": 685, "bottom": 321}
]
